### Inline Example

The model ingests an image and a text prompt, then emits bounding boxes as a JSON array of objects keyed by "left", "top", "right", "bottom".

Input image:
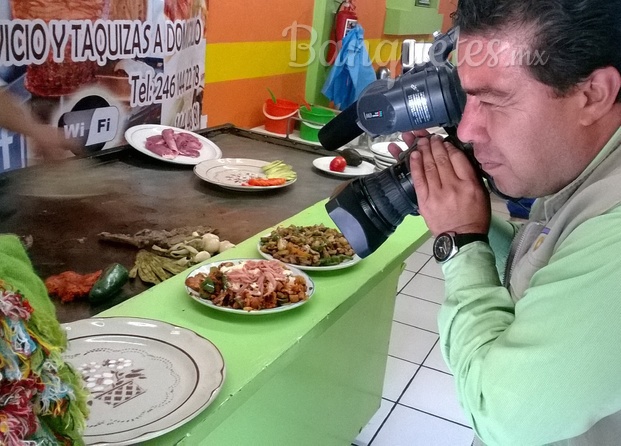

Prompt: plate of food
[
  {"left": 193, "top": 159, "right": 297, "bottom": 191},
  {"left": 62, "top": 317, "right": 225, "bottom": 445},
  {"left": 184, "top": 258, "right": 314, "bottom": 315},
  {"left": 312, "top": 156, "right": 375, "bottom": 178},
  {"left": 124, "top": 124, "right": 222, "bottom": 165},
  {"left": 257, "top": 224, "right": 361, "bottom": 271}
]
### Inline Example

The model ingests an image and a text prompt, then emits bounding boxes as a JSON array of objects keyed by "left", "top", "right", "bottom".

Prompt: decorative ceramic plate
[
  {"left": 185, "top": 258, "right": 315, "bottom": 315},
  {"left": 312, "top": 157, "right": 375, "bottom": 178},
  {"left": 193, "top": 158, "right": 297, "bottom": 191},
  {"left": 62, "top": 317, "right": 225, "bottom": 445},
  {"left": 257, "top": 234, "right": 362, "bottom": 271},
  {"left": 124, "top": 124, "right": 222, "bottom": 165}
]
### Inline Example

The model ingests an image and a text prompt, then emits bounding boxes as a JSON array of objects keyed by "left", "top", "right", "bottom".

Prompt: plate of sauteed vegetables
[
  {"left": 257, "top": 224, "right": 361, "bottom": 271},
  {"left": 185, "top": 258, "right": 314, "bottom": 314}
]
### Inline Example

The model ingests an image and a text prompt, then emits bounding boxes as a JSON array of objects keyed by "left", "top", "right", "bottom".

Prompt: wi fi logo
[{"left": 58, "top": 96, "right": 119, "bottom": 154}]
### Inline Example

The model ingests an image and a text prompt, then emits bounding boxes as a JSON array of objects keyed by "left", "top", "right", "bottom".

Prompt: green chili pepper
[
  {"left": 201, "top": 277, "right": 216, "bottom": 293},
  {"left": 89, "top": 263, "right": 129, "bottom": 304}
]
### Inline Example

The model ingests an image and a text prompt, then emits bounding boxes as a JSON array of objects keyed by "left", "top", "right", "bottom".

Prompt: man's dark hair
[{"left": 453, "top": 0, "right": 621, "bottom": 102}]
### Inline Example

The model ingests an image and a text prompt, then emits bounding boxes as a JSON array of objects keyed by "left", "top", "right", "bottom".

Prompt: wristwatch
[{"left": 433, "top": 232, "right": 489, "bottom": 263}]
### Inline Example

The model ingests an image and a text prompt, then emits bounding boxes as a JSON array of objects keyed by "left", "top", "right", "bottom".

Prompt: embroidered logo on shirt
[{"left": 533, "top": 227, "right": 550, "bottom": 251}]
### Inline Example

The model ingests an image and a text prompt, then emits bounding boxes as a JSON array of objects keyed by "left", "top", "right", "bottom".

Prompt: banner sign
[{"left": 0, "top": 0, "right": 207, "bottom": 170}]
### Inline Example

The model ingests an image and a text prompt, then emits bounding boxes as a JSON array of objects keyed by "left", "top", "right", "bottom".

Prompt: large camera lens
[
  {"left": 325, "top": 153, "right": 419, "bottom": 258},
  {"left": 323, "top": 28, "right": 477, "bottom": 257}
]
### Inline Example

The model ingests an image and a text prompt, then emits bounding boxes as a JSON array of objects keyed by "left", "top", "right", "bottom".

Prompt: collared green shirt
[{"left": 438, "top": 127, "right": 621, "bottom": 446}]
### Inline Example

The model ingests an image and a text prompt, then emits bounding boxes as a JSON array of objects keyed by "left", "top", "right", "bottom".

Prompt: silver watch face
[{"left": 433, "top": 233, "right": 454, "bottom": 262}]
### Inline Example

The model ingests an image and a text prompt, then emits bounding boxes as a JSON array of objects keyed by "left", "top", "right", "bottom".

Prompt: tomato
[{"left": 329, "top": 156, "right": 347, "bottom": 172}]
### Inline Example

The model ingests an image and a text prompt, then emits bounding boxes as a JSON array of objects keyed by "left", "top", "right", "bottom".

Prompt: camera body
[
  {"left": 356, "top": 56, "right": 464, "bottom": 138},
  {"left": 320, "top": 28, "right": 470, "bottom": 258}
]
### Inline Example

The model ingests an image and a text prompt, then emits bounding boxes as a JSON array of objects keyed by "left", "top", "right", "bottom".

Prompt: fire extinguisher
[{"left": 326, "top": 0, "right": 358, "bottom": 65}]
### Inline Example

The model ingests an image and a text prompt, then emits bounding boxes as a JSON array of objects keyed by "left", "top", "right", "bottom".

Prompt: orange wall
[
  {"left": 203, "top": 1, "right": 456, "bottom": 129},
  {"left": 439, "top": 0, "right": 458, "bottom": 32},
  {"left": 203, "top": 1, "right": 314, "bottom": 129}
]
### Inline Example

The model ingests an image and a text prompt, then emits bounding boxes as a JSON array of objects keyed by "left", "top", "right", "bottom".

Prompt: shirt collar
[{"left": 536, "top": 126, "right": 621, "bottom": 219}]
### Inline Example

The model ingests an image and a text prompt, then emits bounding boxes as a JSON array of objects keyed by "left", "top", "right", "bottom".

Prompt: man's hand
[{"left": 390, "top": 133, "right": 491, "bottom": 236}]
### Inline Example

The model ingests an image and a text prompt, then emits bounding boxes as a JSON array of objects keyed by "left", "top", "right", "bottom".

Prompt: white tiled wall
[{"left": 353, "top": 195, "right": 513, "bottom": 446}]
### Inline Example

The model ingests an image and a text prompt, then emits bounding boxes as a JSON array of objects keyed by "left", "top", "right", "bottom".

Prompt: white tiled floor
[{"left": 353, "top": 196, "right": 514, "bottom": 446}]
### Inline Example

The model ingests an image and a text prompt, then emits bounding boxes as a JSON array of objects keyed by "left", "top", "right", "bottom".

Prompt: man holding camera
[{"left": 403, "top": 0, "right": 621, "bottom": 444}]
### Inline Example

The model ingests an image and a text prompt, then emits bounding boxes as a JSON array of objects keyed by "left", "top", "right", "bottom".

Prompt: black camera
[{"left": 319, "top": 28, "right": 469, "bottom": 258}]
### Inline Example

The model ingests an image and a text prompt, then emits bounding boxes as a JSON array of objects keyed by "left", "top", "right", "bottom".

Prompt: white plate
[
  {"left": 370, "top": 141, "right": 408, "bottom": 159},
  {"left": 312, "top": 157, "right": 375, "bottom": 178},
  {"left": 194, "top": 158, "right": 297, "bottom": 191},
  {"left": 257, "top": 242, "right": 362, "bottom": 271},
  {"left": 257, "top": 229, "right": 361, "bottom": 271},
  {"left": 124, "top": 124, "right": 222, "bottom": 165},
  {"left": 62, "top": 317, "right": 225, "bottom": 445},
  {"left": 373, "top": 152, "right": 398, "bottom": 164},
  {"left": 374, "top": 158, "right": 393, "bottom": 170},
  {"left": 185, "top": 258, "right": 315, "bottom": 315}
]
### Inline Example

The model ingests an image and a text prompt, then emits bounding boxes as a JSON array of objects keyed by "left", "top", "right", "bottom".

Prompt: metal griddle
[{"left": 0, "top": 125, "right": 358, "bottom": 322}]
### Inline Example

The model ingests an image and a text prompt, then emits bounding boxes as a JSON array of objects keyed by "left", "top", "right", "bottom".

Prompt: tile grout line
[
  {"left": 398, "top": 292, "right": 444, "bottom": 307},
  {"left": 360, "top": 251, "right": 459, "bottom": 445},
  {"left": 368, "top": 337, "right": 440, "bottom": 445},
  {"left": 360, "top": 204, "right": 511, "bottom": 444},
  {"left": 397, "top": 406, "right": 473, "bottom": 430},
  {"left": 391, "top": 319, "right": 439, "bottom": 336}
]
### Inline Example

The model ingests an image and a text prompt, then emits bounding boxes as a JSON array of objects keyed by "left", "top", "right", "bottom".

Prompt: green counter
[{"left": 100, "top": 199, "right": 429, "bottom": 445}]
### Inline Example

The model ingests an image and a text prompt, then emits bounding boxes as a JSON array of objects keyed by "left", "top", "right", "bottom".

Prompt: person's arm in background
[{"left": 0, "top": 88, "right": 77, "bottom": 159}]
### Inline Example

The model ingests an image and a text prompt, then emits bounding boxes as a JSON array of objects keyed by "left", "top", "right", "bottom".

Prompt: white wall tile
[
  {"left": 353, "top": 398, "right": 395, "bottom": 446},
  {"left": 393, "top": 295, "right": 441, "bottom": 333},
  {"left": 401, "top": 274, "right": 445, "bottom": 304},
  {"left": 388, "top": 321, "right": 438, "bottom": 364},
  {"left": 404, "top": 252, "right": 431, "bottom": 273},
  {"left": 419, "top": 258, "right": 444, "bottom": 280},
  {"left": 423, "top": 341, "right": 451, "bottom": 375},
  {"left": 400, "top": 367, "right": 470, "bottom": 426},
  {"left": 372, "top": 404, "right": 473, "bottom": 446},
  {"left": 416, "top": 237, "right": 435, "bottom": 256},
  {"left": 383, "top": 356, "right": 420, "bottom": 402}
]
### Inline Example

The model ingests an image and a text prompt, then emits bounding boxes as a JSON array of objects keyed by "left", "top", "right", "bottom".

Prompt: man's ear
[{"left": 578, "top": 66, "right": 621, "bottom": 126}]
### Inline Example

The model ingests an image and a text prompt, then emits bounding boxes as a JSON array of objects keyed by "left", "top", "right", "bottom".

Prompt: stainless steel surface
[
  {"left": 376, "top": 66, "right": 391, "bottom": 80},
  {"left": 401, "top": 39, "right": 416, "bottom": 74},
  {"left": 0, "top": 125, "right": 351, "bottom": 322}
]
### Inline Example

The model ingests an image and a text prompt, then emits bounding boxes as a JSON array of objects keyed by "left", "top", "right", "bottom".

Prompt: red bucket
[{"left": 263, "top": 99, "right": 299, "bottom": 135}]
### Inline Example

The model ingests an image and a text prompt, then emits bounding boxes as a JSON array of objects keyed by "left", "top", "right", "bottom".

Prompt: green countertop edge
[{"left": 98, "top": 199, "right": 430, "bottom": 444}]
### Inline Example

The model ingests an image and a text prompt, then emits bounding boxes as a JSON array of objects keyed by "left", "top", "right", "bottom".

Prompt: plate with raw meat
[{"left": 125, "top": 124, "right": 222, "bottom": 165}]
